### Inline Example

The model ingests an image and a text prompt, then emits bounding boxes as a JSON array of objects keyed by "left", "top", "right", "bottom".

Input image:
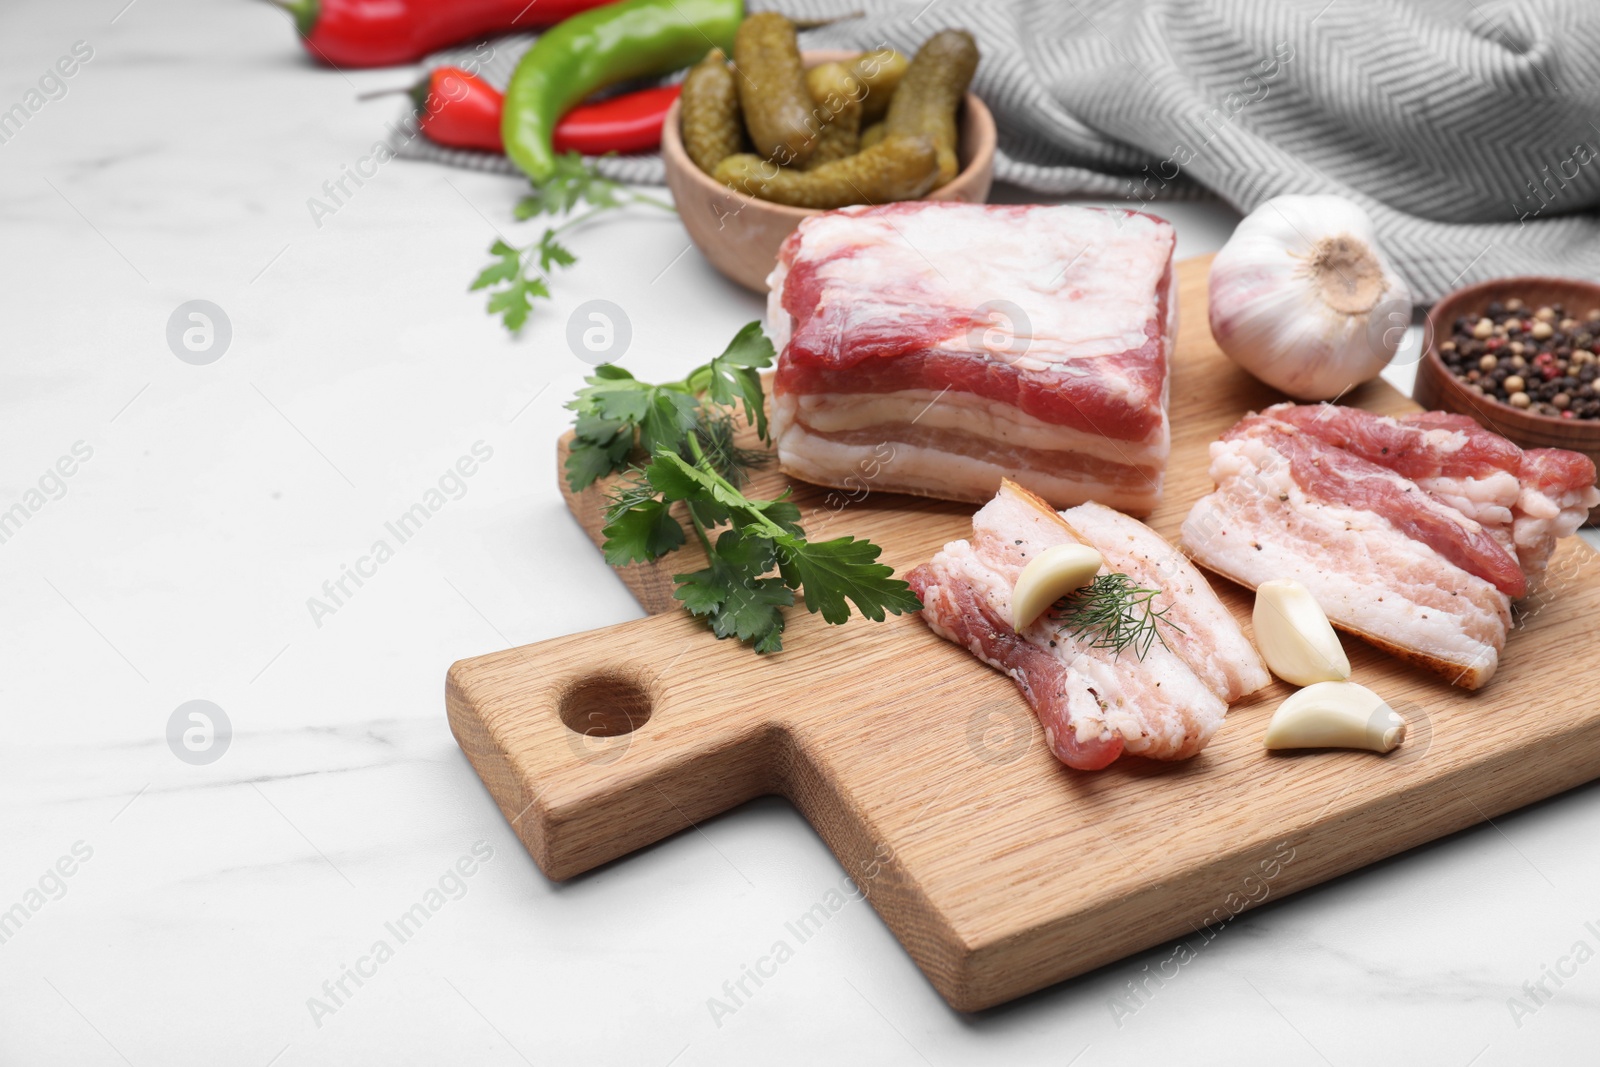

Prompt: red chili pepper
[
  {"left": 415, "top": 67, "right": 680, "bottom": 156},
  {"left": 554, "top": 84, "right": 682, "bottom": 154},
  {"left": 274, "top": 0, "right": 621, "bottom": 68},
  {"left": 415, "top": 68, "right": 505, "bottom": 152}
]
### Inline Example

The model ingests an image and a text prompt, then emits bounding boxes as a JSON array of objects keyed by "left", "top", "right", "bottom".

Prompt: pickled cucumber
[
  {"left": 859, "top": 121, "right": 886, "bottom": 150},
  {"left": 714, "top": 134, "right": 939, "bottom": 209},
  {"left": 884, "top": 29, "right": 978, "bottom": 187},
  {"left": 680, "top": 48, "right": 742, "bottom": 175},
  {"left": 850, "top": 48, "right": 908, "bottom": 124},
  {"left": 733, "top": 13, "right": 817, "bottom": 167},
  {"left": 801, "top": 62, "right": 863, "bottom": 170}
]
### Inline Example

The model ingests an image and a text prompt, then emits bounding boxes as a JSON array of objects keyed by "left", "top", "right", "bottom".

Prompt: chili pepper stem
[{"left": 263, "top": 0, "right": 318, "bottom": 37}]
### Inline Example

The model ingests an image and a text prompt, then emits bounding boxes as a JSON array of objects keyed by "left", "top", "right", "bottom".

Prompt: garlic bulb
[{"left": 1209, "top": 195, "right": 1412, "bottom": 401}]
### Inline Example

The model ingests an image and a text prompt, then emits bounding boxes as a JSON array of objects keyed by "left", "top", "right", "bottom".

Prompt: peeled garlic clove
[
  {"left": 1208, "top": 194, "right": 1413, "bottom": 401},
  {"left": 1252, "top": 579, "right": 1351, "bottom": 686},
  {"left": 1263, "top": 681, "right": 1406, "bottom": 753},
  {"left": 1011, "top": 543, "right": 1103, "bottom": 631}
]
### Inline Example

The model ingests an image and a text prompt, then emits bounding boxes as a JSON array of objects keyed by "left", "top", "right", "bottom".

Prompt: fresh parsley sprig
[
  {"left": 564, "top": 321, "right": 774, "bottom": 493},
  {"left": 1052, "top": 573, "right": 1183, "bottom": 660},
  {"left": 602, "top": 439, "right": 921, "bottom": 653},
  {"left": 472, "top": 153, "right": 677, "bottom": 334}
]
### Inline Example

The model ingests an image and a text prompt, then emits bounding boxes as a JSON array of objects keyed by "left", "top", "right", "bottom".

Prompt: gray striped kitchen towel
[{"left": 399, "top": 0, "right": 1600, "bottom": 302}]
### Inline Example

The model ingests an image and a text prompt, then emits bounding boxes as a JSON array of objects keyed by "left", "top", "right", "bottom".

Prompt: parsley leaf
[
  {"left": 598, "top": 442, "right": 919, "bottom": 654},
  {"left": 470, "top": 239, "right": 522, "bottom": 290},
  {"left": 575, "top": 322, "right": 912, "bottom": 655},
  {"left": 695, "top": 321, "right": 776, "bottom": 442},
  {"left": 770, "top": 532, "right": 922, "bottom": 625},
  {"left": 674, "top": 530, "right": 793, "bottom": 649},
  {"left": 474, "top": 153, "right": 676, "bottom": 334},
  {"left": 563, "top": 322, "right": 776, "bottom": 493},
  {"left": 565, "top": 434, "right": 633, "bottom": 492},
  {"left": 514, "top": 152, "right": 625, "bottom": 219},
  {"left": 601, "top": 498, "right": 685, "bottom": 566}
]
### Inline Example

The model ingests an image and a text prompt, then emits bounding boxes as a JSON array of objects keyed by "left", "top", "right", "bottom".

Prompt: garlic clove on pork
[
  {"left": 1263, "top": 681, "right": 1406, "bottom": 753},
  {"left": 1011, "top": 543, "right": 1104, "bottom": 631},
  {"left": 1252, "top": 579, "right": 1351, "bottom": 686},
  {"left": 1208, "top": 195, "right": 1413, "bottom": 401}
]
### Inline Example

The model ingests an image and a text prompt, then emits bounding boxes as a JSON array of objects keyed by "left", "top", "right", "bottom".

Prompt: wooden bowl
[
  {"left": 661, "top": 49, "right": 996, "bottom": 293},
  {"left": 1414, "top": 275, "right": 1600, "bottom": 524}
]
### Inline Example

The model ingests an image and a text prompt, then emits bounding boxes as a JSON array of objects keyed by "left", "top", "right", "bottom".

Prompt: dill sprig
[
  {"left": 689, "top": 406, "right": 770, "bottom": 487},
  {"left": 1051, "top": 572, "right": 1183, "bottom": 660}
]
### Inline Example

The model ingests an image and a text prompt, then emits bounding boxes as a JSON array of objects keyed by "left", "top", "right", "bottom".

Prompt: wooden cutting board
[{"left": 447, "top": 255, "right": 1600, "bottom": 1011}]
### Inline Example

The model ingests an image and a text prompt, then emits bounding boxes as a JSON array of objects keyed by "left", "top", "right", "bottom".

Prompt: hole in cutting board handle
[{"left": 559, "top": 672, "right": 653, "bottom": 737}]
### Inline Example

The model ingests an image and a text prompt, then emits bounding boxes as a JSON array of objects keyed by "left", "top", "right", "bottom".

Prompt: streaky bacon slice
[
  {"left": 768, "top": 201, "right": 1176, "bottom": 513},
  {"left": 1261, "top": 403, "right": 1598, "bottom": 585},
  {"left": 1058, "top": 501, "right": 1271, "bottom": 703},
  {"left": 1182, "top": 421, "right": 1512, "bottom": 689},
  {"left": 910, "top": 563, "right": 1126, "bottom": 770},
  {"left": 1223, "top": 414, "right": 1527, "bottom": 598},
  {"left": 1513, "top": 448, "right": 1600, "bottom": 579},
  {"left": 1265, "top": 403, "right": 1523, "bottom": 481},
  {"left": 909, "top": 481, "right": 1263, "bottom": 769},
  {"left": 1182, "top": 404, "right": 1599, "bottom": 689}
]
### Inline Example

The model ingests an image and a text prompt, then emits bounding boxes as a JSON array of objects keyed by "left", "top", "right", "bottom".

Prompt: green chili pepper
[{"left": 502, "top": 0, "right": 742, "bottom": 183}]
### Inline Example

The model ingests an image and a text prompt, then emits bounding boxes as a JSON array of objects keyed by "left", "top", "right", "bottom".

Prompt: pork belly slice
[
  {"left": 1512, "top": 449, "right": 1600, "bottom": 582},
  {"left": 768, "top": 201, "right": 1176, "bottom": 513},
  {"left": 1225, "top": 414, "right": 1526, "bottom": 597},
  {"left": 908, "top": 481, "right": 1266, "bottom": 769},
  {"left": 1181, "top": 417, "right": 1512, "bottom": 689},
  {"left": 1057, "top": 501, "right": 1271, "bottom": 703},
  {"left": 1264, "top": 403, "right": 1524, "bottom": 534},
  {"left": 1263, "top": 403, "right": 1598, "bottom": 585}
]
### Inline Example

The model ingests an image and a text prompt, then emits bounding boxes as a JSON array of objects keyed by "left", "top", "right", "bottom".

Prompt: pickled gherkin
[
  {"left": 850, "top": 48, "right": 908, "bottom": 124},
  {"left": 714, "top": 135, "right": 939, "bottom": 210},
  {"left": 884, "top": 29, "right": 978, "bottom": 188},
  {"left": 733, "top": 12, "right": 817, "bottom": 167},
  {"left": 680, "top": 48, "right": 742, "bottom": 175},
  {"left": 801, "top": 62, "right": 863, "bottom": 170}
]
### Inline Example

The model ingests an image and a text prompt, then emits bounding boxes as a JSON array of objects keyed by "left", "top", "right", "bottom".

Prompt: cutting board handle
[{"left": 447, "top": 613, "right": 795, "bottom": 880}]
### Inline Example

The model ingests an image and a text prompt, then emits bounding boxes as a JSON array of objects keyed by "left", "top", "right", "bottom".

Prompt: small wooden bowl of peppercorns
[{"left": 1415, "top": 276, "right": 1600, "bottom": 524}]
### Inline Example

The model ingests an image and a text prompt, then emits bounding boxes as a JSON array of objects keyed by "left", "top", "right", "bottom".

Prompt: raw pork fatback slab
[
  {"left": 767, "top": 202, "right": 1177, "bottom": 514},
  {"left": 907, "top": 481, "right": 1268, "bottom": 769}
]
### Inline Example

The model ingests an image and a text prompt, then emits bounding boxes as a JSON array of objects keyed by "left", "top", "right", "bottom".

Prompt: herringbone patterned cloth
[{"left": 402, "top": 0, "right": 1600, "bottom": 301}]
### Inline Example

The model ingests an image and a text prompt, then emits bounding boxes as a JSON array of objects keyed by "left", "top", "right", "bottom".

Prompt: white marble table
[{"left": 4, "top": 1, "right": 1598, "bottom": 1063}]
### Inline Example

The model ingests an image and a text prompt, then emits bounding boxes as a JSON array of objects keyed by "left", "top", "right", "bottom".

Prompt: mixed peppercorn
[{"left": 1439, "top": 298, "right": 1600, "bottom": 420}]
